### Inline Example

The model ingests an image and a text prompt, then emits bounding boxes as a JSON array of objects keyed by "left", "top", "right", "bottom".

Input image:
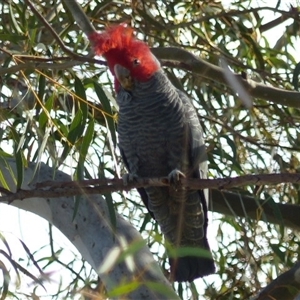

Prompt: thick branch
[
  {"left": 151, "top": 47, "right": 300, "bottom": 108},
  {"left": 211, "top": 190, "right": 300, "bottom": 231},
  {"left": 252, "top": 261, "right": 300, "bottom": 300}
]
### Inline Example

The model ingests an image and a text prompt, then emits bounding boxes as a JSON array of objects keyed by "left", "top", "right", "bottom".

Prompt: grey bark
[{"left": 0, "top": 158, "right": 178, "bottom": 299}]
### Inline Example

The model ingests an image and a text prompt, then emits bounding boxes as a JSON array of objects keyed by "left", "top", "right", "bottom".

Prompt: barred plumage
[
  {"left": 90, "top": 24, "right": 215, "bottom": 282},
  {"left": 117, "top": 70, "right": 215, "bottom": 281}
]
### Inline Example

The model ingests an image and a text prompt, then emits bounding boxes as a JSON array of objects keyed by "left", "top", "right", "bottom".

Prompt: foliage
[{"left": 0, "top": 0, "right": 300, "bottom": 299}]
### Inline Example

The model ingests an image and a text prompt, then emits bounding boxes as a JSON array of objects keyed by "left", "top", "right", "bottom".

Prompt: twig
[{"left": 0, "top": 57, "right": 106, "bottom": 76}]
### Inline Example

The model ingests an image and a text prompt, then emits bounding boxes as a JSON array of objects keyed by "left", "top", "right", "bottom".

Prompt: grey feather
[{"left": 117, "top": 69, "right": 215, "bottom": 282}]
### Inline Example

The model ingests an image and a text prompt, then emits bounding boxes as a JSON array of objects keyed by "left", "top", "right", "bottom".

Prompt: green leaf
[
  {"left": 74, "top": 75, "right": 88, "bottom": 120},
  {"left": 8, "top": 128, "right": 24, "bottom": 190},
  {"left": 15, "top": 150, "right": 24, "bottom": 190},
  {"left": 104, "top": 192, "right": 117, "bottom": 235},
  {"left": 145, "top": 281, "right": 180, "bottom": 298},
  {"left": 0, "top": 258, "right": 10, "bottom": 299},
  {"left": 0, "top": 169, "right": 10, "bottom": 191},
  {"left": 292, "top": 62, "right": 300, "bottom": 91},
  {"left": 107, "top": 282, "right": 140, "bottom": 298},
  {"left": 69, "top": 109, "right": 84, "bottom": 141},
  {"left": 54, "top": 119, "right": 69, "bottom": 137},
  {"left": 139, "top": 213, "right": 152, "bottom": 233},
  {"left": 79, "top": 119, "right": 94, "bottom": 164},
  {"left": 74, "top": 76, "right": 86, "bottom": 100},
  {"left": 0, "top": 34, "right": 26, "bottom": 42},
  {"left": 0, "top": 157, "right": 16, "bottom": 192},
  {"left": 93, "top": 81, "right": 117, "bottom": 147},
  {"left": 168, "top": 246, "right": 213, "bottom": 259},
  {"left": 38, "top": 73, "right": 46, "bottom": 102},
  {"left": 270, "top": 243, "right": 286, "bottom": 263},
  {"left": 60, "top": 109, "right": 84, "bottom": 163},
  {"left": 39, "top": 95, "right": 54, "bottom": 129},
  {"left": 77, "top": 118, "right": 94, "bottom": 179},
  {"left": 9, "top": 3, "right": 24, "bottom": 34},
  {"left": 73, "top": 118, "right": 95, "bottom": 221},
  {"left": 263, "top": 194, "right": 284, "bottom": 236}
]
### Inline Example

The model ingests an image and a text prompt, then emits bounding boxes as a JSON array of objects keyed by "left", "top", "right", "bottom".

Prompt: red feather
[
  {"left": 89, "top": 24, "right": 160, "bottom": 83},
  {"left": 89, "top": 23, "right": 133, "bottom": 55}
]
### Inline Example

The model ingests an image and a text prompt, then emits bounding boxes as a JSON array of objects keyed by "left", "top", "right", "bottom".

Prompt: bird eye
[{"left": 133, "top": 59, "right": 140, "bottom": 66}]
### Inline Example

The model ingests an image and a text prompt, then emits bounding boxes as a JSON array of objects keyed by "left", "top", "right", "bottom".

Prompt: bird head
[{"left": 89, "top": 24, "right": 160, "bottom": 91}]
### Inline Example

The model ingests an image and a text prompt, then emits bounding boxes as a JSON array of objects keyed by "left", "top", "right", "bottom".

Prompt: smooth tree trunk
[{"left": 0, "top": 158, "right": 178, "bottom": 299}]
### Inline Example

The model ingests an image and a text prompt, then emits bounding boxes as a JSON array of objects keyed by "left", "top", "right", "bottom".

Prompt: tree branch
[
  {"left": 0, "top": 159, "right": 178, "bottom": 299},
  {"left": 151, "top": 47, "right": 300, "bottom": 108},
  {"left": 1, "top": 172, "right": 300, "bottom": 230},
  {"left": 211, "top": 190, "right": 300, "bottom": 231},
  {"left": 58, "top": 0, "right": 300, "bottom": 109},
  {"left": 0, "top": 173, "right": 299, "bottom": 203},
  {"left": 252, "top": 261, "right": 300, "bottom": 300},
  {"left": 21, "top": 0, "right": 300, "bottom": 111}
]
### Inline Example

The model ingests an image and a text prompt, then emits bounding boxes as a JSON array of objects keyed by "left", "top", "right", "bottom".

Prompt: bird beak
[{"left": 114, "top": 64, "right": 134, "bottom": 91}]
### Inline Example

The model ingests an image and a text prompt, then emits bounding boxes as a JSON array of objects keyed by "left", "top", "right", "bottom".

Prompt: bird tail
[{"left": 169, "top": 244, "right": 215, "bottom": 282}]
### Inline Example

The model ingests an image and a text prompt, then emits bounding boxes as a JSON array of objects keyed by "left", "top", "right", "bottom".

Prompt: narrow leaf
[
  {"left": 39, "top": 95, "right": 54, "bottom": 129},
  {"left": 93, "top": 81, "right": 117, "bottom": 147},
  {"left": 292, "top": 62, "right": 300, "bottom": 91}
]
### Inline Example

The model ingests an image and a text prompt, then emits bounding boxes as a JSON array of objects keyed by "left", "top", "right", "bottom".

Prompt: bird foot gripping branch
[
  {"left": 89, "top": 24, "right": 215, "bottom": 282},
  {"left": 122, "top": 172, "right": 138, "bottom": 186},
  {"left": 168, "top": 168, "right": 186, "bottom": 191}
]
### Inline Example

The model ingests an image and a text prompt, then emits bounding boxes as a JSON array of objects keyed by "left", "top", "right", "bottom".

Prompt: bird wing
[{"left": 119, "top": 147, "right": 156, "bottom": 219}]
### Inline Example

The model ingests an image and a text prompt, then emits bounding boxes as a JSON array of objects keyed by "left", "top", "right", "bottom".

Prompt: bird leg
[
  {"left": 122, "top": 173, "right": 138, "bottom": 186},
  {"left": 168, "top": 169, "right": 185, "bottom": 191}
]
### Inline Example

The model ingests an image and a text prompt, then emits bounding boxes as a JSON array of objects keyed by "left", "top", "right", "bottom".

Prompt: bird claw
[
  {"left": 168, "top": 169, "right": 185, "bottom": 191},
  {"left": 122, "top": 173, "right": 138, "bottom": 186}
]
